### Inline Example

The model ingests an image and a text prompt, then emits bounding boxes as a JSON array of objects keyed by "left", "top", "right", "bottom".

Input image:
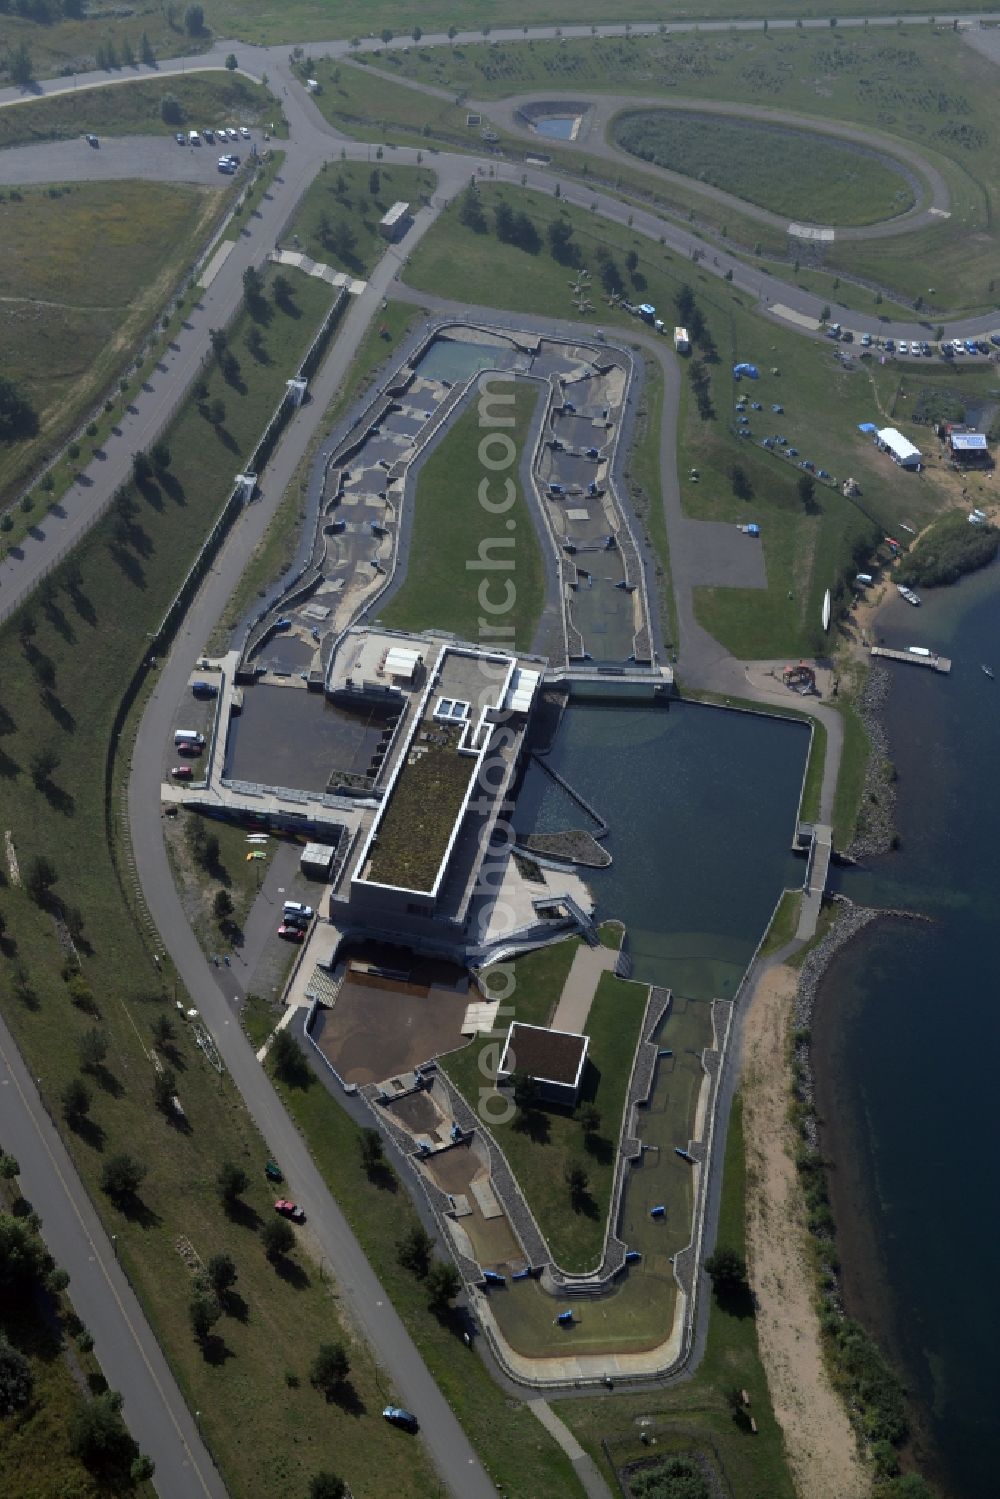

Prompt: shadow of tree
[
  {"left": 221, "top": 1290, "right": 249, "bottom": 1323},
  {"left": 513, "top": 1108, "right": 550, "bottom": 1144},
  {"left": 199, "top": 1332, "right": 235, "bottom": 1366},
  {"left": 274, "top": 1255, "right": 310, "bottom": 1291},
  {"left": 69, "top": 1115, "right": 106, "bottom": 1153},
  {"left": 224, "top": 1198, "right": 262, "bottom": 1233},
  {"left": 41, "top": 690, "right": 75, "bottom": 733}
]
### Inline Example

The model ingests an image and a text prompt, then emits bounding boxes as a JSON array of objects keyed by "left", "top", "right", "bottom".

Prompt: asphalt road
[{"left": 0, "top": 1012, "right": 226, "bottom": 1499}]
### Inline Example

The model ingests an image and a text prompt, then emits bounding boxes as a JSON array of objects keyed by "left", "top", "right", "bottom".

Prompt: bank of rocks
[{"left": 846, "top": 663, "right": 896, "bottom": 861}]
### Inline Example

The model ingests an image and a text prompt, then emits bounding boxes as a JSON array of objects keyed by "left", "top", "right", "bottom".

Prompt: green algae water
[
  {"left": 820, "top": 562, "right": 1000, "bottom": 1498},
  {"left": 513, "top": 698, "right": 808, "bottom": 995}
]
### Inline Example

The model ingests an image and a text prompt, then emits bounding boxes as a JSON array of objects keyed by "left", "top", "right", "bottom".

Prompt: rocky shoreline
[{"left": 845, "top": 662, "right": 897, "bottom": 861}]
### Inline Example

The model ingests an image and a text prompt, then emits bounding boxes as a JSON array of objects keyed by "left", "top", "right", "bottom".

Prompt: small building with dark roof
[{"left": 498, "top": 1022, "right": 589, "bottom": 1108}]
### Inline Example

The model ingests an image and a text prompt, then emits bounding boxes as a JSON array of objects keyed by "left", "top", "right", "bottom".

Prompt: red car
[
  {"left": 274, "top": 1199, "right": 305, "bottom": 1222},
  {"left": 277, "top": 923, "right": 304, "bottom": 942},
  {"left": 176, "top": 741, "right": 204, "bottom": 757},
  {"left": 171, "top": 765, "right": 194, "bottom": 780}
]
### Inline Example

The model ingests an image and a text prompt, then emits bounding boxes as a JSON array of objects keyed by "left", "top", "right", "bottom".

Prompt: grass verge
[
  {"left": 759, "top": 889, "right": 803, "bottom": 959},
  {"left": 380, "top": 377, "right": 546, "bottom": 649}
]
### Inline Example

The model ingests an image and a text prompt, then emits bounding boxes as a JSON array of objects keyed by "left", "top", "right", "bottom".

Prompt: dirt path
[{"left": 741, "top": 964, "right": 869, "bottom": 1499}]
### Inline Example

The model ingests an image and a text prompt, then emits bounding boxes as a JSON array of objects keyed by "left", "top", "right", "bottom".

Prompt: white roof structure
[
  {"left": 384, "top": 646, "right": 420, "bottom": 681},
  {"left": 951, "top": 432, "right": 988, "bottom": 452},
  {"left": 506, "top": 667, "right": 540, "bottom": 715},
  {"left": 876, "top": 427, "right": 922, "bottom": 467},
  {"left": 380, "top": 201, "right": 410, "bottom": 229}
]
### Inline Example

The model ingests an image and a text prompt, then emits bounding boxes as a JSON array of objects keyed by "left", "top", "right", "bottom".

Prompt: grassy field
[
  {"left": 0, "top": 179, "right": 224, "bottom": 502},
  {"left": 623, "top": 348, "right": 677, "bottom": 649},
  {"left": 614, "top": 109, "right": 917, "bottom": 227},
  {"left": 405, "top": 182, "right": 951, "bottom": 659},
  {"left": 271, "top": 1060, "right": 583, "bottom": 1499},
  {"left": 553, "top": 1094, "right": 797, "bottom": 1499},
  {"left": 0, "top": 71, "right": 276, "bottom": 149},
  {"left": 390, "top": 25, "right": 1000, "bottom": 312},
  {"left": 380, "top": 378, "right": 547, "bottom": 650},
  {"left": 284, "top": 159, "right": 436, "bottom": 276},
  {"left": 445, "top": 964, "right": 650, "bottom": 1273},
  {"left": 0, "top": 267, "right": 441, "bottom": 1499},
  {"left": 759, "top": 888, "right": 803, "bottom": 959},
  {"left": 305, "top": 56, "right": 475, "bottom": 146},
  {"left": 832, "top": 695, "right": 872, "bottom": 849}
]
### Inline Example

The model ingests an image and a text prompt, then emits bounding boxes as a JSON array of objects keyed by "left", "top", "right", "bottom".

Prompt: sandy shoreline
[{"left": 741, "top": 961, "right": 868, "bottom": 1499}]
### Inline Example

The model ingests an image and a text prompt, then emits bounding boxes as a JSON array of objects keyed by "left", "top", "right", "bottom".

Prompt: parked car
[
  {"left": 884, "top": 338, "right": 895, "bottom": 353},
  {"left": 274, "top": 1199, "right": 305, "bottom": 1222},
  {"left": 85, "top": 133, "right": 99, "bottom": 147},
  {"left": 228, "top": 127, "right": 240, "bottom": 140},
  {"left": 171, "top": 765, "right": 194, "bottom": 780},
  {"left": 176, "top": 741, "right": 204, "bottom": 757},
  {"left": 382, "top": 1406, "right": 419, "bottom": 1433},
  {"left": 282, "top": 901, "right": 314, "bottom": 920},
  {"left": 240, "top": 125, "right": 251, "bottom": 138},
  {"left": 990, "top": 333, "right": 1000, "bottom": 348},
  {"left": 175, "top": 132, "right": 186, "bottom": 144},
  {"left": 277, "top": 923, "right": 305, "bottom": 942},
  {"left": 898, "top": 341, "right": 909, "bottom": 355}
]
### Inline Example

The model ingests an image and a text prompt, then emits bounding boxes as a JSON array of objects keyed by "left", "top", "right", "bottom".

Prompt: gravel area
[{"left": 845, "top": 663, "right": 897, "bottom": 861}]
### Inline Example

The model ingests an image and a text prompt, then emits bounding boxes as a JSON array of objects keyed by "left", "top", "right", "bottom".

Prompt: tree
[
  {"left": 100, "top": 1153, "right": 146, "bottom": 1204},
  {"left": 380, "top": 28, "right": 393, "bottom": 45},
  {"left": 208, "top": 397, "right": 226, "bottom": 429},
  {"left": 0, "top": 1214, "right": 49, "bottom": 1296},
  {"left": 206, "top": 1252, "right": 237, "bottom": 1296},
  {"left": 704, "top": 1246, "right": 749, "bottom": 1295},
  {"left": 217, "top": 1160, "right": 249, "bottom": 1206},
  {"left": 62, "top": 1076, "right": 92, "bottom": 1125},
  {"left": 77, "top": 1027, "right": 108, "bottom": 1074},
  {"left": 29, "top": 745, "right": 60, "bottom": 789},
  {"left": 132, "top": 449, "right": 153, "bottom": 484},
  {"left": 357, "top": 1128, "right": 385, "bottom": 1180},
  {"left": 69, "top": 1389, "right": 133, "bottom": 1468},
  {"left": 578, "top": 1102, "right": 601, "bottom": 1135},
  {"left": 565, "top": 1161, "right": 589, "bottom": 1204},
  {"left": 272, "top": 272, "right": 293, "bottom": 303},
  {"left": 262, "top": 1217, "right": 295, "bottom": 1262},
  {"left": 160, "top": 93, "right": 182, "bottom": 125},
  {"left": 310, "top": 1341, "right": 350, "bottom": 1396},
  {"left": 425, "top": 1260, "right": 461, "bottom": 1311},
  {"left": 242, "top": 263, "right": 263, "bottom": 301},
  {"left": 819, "top": 304, "right": 831, "bottom": 324},
  {"left": 457, "top": 182, "right": 487, "bottom": 234},
  {"left": 184, "top": 4, "right": 205, "bottom": 36},
  {"left": 5, "top": 43, "right": 34, "bottom": 89},
  {"left": 547, "top": 217, "right": 576, "bottom": 264},
  {"left": 270, "top": 1028, "right": 306, "bottom": 1085},
  {"left": 122, "top": 38, "right": 135, "bottom": 67},
  {"left": 150, "top": 440, "right": 171, "bottom": 473},
  {"left": 448, "top": 25, "right": 458, "bottom": 45},
  {"left": 131, "top": 1455, "right": 156, "bottom": 1483},
  {"left": 730, "top": 464, "right": 753, "bottom": 502},
  {"left": 412, "top": 26, "right": 422, "bottom": 43},
  {"left": 397, "top": 1223, "right": 433, "bottom": 1278},
  {"left": 368, "top": 167, "right": 381, "bottom": 196},
  {"left": 798, "top": 473, "right": 816, "bottom": 509},
  {"left": 0, "top": 373, "right": 38, "bottom": 441},
  {"left": 0, "top": 1338, "right": 33, "bottom": 1415},
  {"left": 213, "top": 888, "right": 234, "bottom": 925},
  {"left": 676, "top": 282, "right": 696, "bottom": 322},
  {"left": 140, "top": 32, "right": 156, "bottom": 66},
  {"left": 309, "top": 1474, "right": 346, "bottom": 1499},
  {"left": 152, "top": 1066, "right": 177, "bottom": 1114},
  {"left": 189, "top": 1292, "right": 222, "bottom": 1342},
  {"left": 225, "top": 53, "right": 238, "bottom": 71},
  {"left": 510, "top": 1070, "right": 538, "bottom": 1114},
  {"left": 151, "top": 1013, "right": 174, "bottom": 1050},
  {"left": 625, "top": 247, "right": 639, "bottom": 275}
]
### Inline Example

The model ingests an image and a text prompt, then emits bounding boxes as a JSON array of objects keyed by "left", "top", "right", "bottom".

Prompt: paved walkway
[
  {"left": 551, "top": 944, "right": 620, "bottom": 1034},
  {"left": 530, "top": 1400, "right": 615, "bottom": 1499}
]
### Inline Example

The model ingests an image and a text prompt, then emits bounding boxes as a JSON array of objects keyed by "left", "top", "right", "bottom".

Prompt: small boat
[
  {"left": 983, "top": 665, "right": 995, "bottom": 679},
  {"left": 896, "top": 584, "right": 921, "bottom": 606}
]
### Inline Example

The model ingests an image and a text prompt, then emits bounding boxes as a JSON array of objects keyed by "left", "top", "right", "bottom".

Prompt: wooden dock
[{"left": 870, "top": 646, "right": 951, "bottom": 674}]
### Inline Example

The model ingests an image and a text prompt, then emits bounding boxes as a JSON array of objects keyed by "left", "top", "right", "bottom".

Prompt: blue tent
[
  {"left": 733, "top": 362, "right": 759, "bottom": 379},
  {"left": 857, "top": 422, "right": 878, "bottom": 434}
]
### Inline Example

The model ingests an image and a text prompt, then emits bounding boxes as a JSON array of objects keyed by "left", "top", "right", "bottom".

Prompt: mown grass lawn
[
  {"left": 553, "top": 1095, "right": 797, "bottom": 1499},
  {"left": 445, "top": 961, "right": 649, "bottom": 1273},
  {"left": 379, "top": 377, "right": 546, "bottom": 649},
  {"left": 0, "top": 179, "right": 224, "bottom": 500},
  {"left": 0, "top": 71, "right": 276, "bottom": 149},
  {"left": 0, "top": 266, "right": 442, "bottom": 1499},
  {"left": 305, "top": 56, "right": 474, "bottom": 146},
  {"left": 285, "top": 159, "right": 437, "bottom": 277},
  {"left": 271, "top": 1061, "right": 582, "bottom": 1499},
  {"left": 614, "top": 110, "right": 917, "bottom": 227}
]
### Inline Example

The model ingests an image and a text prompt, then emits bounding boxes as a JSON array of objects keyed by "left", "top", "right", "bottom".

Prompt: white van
[
  {"left": 174, "top": 729, "right": 205, "bottom": 746},
  {"left": 282, "top": 901, "right": 314, "bottom": 920},
  {"left": 188, "top": 130, "right": 200, "bottom": 145}
]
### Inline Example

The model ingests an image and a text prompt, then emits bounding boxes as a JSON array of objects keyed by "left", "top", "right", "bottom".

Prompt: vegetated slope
[
  {"left": 896, "top": 510, "right": 999, "bottom": 587},
  {"left": 613, "top": 111, "right": 915, "bottom": 227}
]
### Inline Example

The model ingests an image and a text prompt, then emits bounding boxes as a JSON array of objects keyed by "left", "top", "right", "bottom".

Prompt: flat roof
[
  {"left": 499, "top": 1022, "right": 589, "bottom": 1089},
  {"left": 951, "top": 432, "right": 988, "bottom": 451}
]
